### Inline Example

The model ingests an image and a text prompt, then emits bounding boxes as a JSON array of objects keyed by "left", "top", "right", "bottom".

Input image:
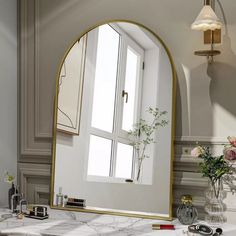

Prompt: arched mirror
[{"left": 51, "top": 20, "right": 176, "bottom": 220}]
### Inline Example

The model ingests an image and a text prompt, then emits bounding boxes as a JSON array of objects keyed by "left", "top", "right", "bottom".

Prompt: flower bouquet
[{"left": 191, "top": 137, "right": 236, "bottom": 225}]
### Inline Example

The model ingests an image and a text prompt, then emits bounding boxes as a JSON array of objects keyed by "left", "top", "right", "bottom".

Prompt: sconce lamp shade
[{"left": 191, "top": 5, "right": 222, "bottom": 31}]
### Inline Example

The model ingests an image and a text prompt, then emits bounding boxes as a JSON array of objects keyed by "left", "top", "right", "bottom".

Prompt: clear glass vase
[{"left": 204, "top": 178, "right": 227, "bottom": 225}]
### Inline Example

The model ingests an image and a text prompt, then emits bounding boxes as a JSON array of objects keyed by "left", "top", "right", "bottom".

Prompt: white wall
[
  {"left": 38, "top": 0, "right": 236, "bottom": 141},
  {"left": 0, "top": 0, "right": 17, "bottom": 206}
]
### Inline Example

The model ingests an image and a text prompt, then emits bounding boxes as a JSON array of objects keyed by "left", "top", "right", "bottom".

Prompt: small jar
[{"left": 177, "top": 195, "right": 198, "bottom": 225}]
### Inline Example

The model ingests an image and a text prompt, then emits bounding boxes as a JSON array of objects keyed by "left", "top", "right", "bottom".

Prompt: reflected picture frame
[{"left": 57, "top": 35, "right": 87, "bottom": 135}]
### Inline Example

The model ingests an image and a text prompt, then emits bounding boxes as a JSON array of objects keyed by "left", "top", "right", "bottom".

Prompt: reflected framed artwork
[{"left": 57, "top": 35, "right": 87, "bottom": 134}]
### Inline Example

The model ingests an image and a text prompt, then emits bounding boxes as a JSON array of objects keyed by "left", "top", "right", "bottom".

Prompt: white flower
[
  {"left": 191, "top": 146, "right": 204, "bottom": 157},
  {"left": 4, "top": 171, "right": 15, "bottom": 184}
]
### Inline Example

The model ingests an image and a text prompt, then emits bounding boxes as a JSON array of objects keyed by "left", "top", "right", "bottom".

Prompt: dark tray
[{"left": 25, "top": 214, "right": 49, "bottom": 220}]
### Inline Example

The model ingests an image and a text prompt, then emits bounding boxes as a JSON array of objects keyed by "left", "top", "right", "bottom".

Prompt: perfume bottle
[
  {"left": 56, "top": 187, "right": 64, "bottom": 207},
  {"left": 177, "top": 195, "right": 198, "bottom": 225},
  {"left": 8, "top": 183, "right": 17, "bottom": 209}
]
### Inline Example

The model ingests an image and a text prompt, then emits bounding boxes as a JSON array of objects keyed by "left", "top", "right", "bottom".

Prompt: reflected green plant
[{"left": 128, "top": 107, "right": 168, "bottom": 181}]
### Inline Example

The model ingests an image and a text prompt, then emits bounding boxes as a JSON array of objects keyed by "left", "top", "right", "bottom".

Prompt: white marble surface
[{"left": 0, "top": 207, "right": 236, "bottom": 235}]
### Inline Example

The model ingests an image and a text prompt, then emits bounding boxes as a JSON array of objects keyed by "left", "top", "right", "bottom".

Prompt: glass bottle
[
  {"left": 56, "top": 187, "right": 64, "bottom": 207},
  {"left": 8, "top": 183, "right": 17, "bottom": 209},
  {"left": 177, "top": 195, "right": 198, "bottom": 225},
  {"left": 204, "top": 179, "right": 227, "bottom": 225}
]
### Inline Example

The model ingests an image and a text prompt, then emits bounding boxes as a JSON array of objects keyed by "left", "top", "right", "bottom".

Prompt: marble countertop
[{"left": 0, "top": 207, "right": 236, "bottom": 236}]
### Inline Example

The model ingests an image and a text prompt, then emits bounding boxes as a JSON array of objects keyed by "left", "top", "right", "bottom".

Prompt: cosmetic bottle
[
  {"left": 177, "top": 195, "right": 198, "bottom": 225},
  {"left": 56, "top": 187, "right": 64, "bottom": 207}
]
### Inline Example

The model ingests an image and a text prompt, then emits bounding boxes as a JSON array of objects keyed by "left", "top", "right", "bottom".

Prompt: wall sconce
[{"left": 191, "top": 0, "right": 222, "bottom": 63}]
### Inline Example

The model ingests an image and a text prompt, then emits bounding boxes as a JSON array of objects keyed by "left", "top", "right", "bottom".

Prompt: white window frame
[{"left": 86, "top": 23, "right": 145, "bottom": 182}]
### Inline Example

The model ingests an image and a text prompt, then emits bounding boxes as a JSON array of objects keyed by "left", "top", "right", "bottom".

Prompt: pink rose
[
  {"left": 224, "top": 147, "right": 236, "bottom": 162},
  {"left": 191, "top": 146, "right": 204, "bottom": 157},
  {"left": 227, "top": 136, "right": 236, "bottom": 147}
]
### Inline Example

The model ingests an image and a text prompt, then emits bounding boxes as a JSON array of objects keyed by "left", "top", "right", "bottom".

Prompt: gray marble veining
[{"left": 0, "top": 207, "right": 236, "bottom": 236}]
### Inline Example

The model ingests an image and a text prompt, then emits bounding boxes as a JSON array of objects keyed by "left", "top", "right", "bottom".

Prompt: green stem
[
  {"left": 136, "top": 159, "right": 143, "bottom": 181},
  {"left": 136, "top": 145, "right": 146, "bottom": 181},
  {"left": 135, "top": 112, "right": 165, "bottom": 181},
  {"left": 211, "top": 178, "right": 221, "bottom": 199}
]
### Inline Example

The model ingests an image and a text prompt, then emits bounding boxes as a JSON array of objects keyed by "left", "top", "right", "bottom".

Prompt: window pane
[
  {"left": 91, "top": 25, "right": 120, "bottom": 132},
  {"left": 122, "top": 47, "right": 139, "bottom": 131},
  {"left": 115, "top": 143, "right": 133, "bottom": 179},
  {"left": 87, "top": 135, "right": 112, "bottom": 177}
]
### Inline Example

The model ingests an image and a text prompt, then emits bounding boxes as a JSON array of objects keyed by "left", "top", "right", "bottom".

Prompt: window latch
[{"left": 122, "top": 90, "right": 129, "bottom": 103}]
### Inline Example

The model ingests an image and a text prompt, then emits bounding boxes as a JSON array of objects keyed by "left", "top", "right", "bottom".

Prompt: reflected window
[
  {"left": 87, "top": 24, "right": 144, "bottom": 181},
  {"left": 115, "top": 143, "right": 134, "bottom": 179},
  {"left": 122, "top": 47, "right": 140, "bottom": 131},
  {"left": 87, "top": 135, "right": 112, "bottom": 177},
  {"left": 91, "top": 25, "right": 120, "bottom": 132}
]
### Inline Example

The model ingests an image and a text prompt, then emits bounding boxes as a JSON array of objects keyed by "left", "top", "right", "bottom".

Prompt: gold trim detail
[
  {"left": 194, "top": 49, "right": 221, "bottom": 56},
  {"left": 204, "top": 29, "right": 221, "bottom": 44},
  {"left": 181, "top": 195, "right": 193, "bottom": 204},
  {"left": 50, "top": 19, "right": 177, "bottom": 221}
]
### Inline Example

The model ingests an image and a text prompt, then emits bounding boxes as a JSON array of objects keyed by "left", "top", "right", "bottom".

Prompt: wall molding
[
  {"left": 174, "top": 155, "right": 200, "bottom": 172},
  {"left": 34, "top": 185, "right": 50, "bottom": 203},
  {"left": 175, "top": 136, "right": 228, "bottom": 144},
  {"left": 18, "top": 163, "right": 51, "bottom": 203},
  {"left": 19, "top": 0, "right": 52, "bottom": 163},
  {"left": 174, "top": 172, "right": 208, "bottom": 188},
  {"left": 34, "top": 0, "right": 52, "bottom": 139}
]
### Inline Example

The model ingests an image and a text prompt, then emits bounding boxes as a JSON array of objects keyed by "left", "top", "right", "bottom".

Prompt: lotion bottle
[{"left": 56, "top": 187, "right": 64, "bottom": 207}]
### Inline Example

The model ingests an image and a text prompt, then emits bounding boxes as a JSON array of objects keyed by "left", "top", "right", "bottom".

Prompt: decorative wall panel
[
  {"left": 19, "top": 0, "right": 53, "bottom": 164},
  {"left": 18, "top": 163, "right": 50, "bottom": 204}
]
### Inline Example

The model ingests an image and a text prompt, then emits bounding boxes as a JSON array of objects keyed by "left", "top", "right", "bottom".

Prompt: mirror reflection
[{"left": 52, "top": 21, "right": 175, "bottom": 219}]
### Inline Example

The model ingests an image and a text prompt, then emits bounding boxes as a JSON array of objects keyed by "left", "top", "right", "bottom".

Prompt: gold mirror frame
[{"left": 50, "top": 19, "right": 177, "bottom": 220}]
